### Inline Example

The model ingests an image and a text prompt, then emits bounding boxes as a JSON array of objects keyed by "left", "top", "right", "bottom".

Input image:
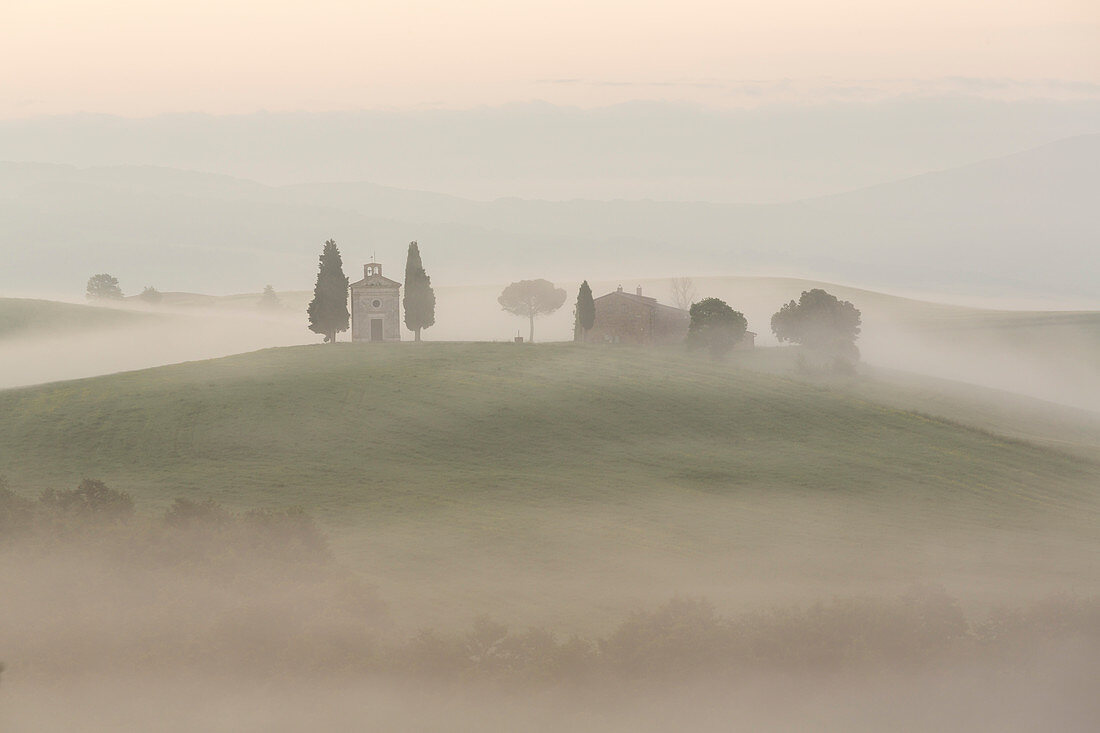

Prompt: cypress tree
[
  {"left": 574, "top": 280, "right": 595, "bottom": 342},
  {"left": 403, "top": 241, "right": 436, "bottom": 342},
  {"left": 306, "top": 239, "right": 350, "bottom": 344}
]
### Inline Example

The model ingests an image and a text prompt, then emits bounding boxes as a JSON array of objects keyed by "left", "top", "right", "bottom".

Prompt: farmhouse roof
[{"left": 594, "top": 288, "right": 687, "bottom": 316}]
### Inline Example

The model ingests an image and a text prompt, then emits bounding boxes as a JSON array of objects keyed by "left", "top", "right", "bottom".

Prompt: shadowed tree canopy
[
  {"left": 771, "top": 288, "right": 862, "bottom": 370},
  {"left": 498, "top": 279, "right": 567, "bottom": 343},
  {"left": 574, "top": 280, "right": 595, "bottom": 342},
  {"left": 307, "top": 239, "right": 350, "bottom": 344},
  {"left": 86, "top": 273, "right": 123, "bottom": 300},
  {"left": 403, "top": 241, "right": 436, "bottom": 342},
  {"left": 687, "top": 297, "right": 748, "bottom": 359}
]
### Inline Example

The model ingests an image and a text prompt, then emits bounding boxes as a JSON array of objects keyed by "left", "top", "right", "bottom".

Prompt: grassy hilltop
[{"left": 1, "top": 343, "right": 1098, "bottom": 630}]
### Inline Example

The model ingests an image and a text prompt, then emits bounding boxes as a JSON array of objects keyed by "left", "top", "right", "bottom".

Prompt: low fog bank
[
  {"left": 0, "top": 305, "right": 309, "bottom": 389},
  {"left": 4, "top": 277, "right": 1097, "bottom": 412},
  {"left": 424, "top": 278, "right": 1100, "bottom": 412},
  {"left": 2, "top": 481, "right": 1098, "bottom": 733},
  {"left": 6, "top": 656, "right": 1099, "bottom": 733}
]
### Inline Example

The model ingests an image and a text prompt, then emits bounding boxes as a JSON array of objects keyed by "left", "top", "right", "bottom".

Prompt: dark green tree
[
  {"left": 687, "top": 297, "right": 748, "bottom": 359},
  {"left": 770, "top": 288, "right": 861, "bottom": 371},
  {"left": 403, "top": 241, "right": 436, "bottom": 342},
  {"left": 307, "top": 239, "right": 350, "bottom": 344},
  {"left": 498, "top": 279, "right": 567, "bottom": 343},
  {"left": 574, "top": 280, "right": 595, "bottom": 342},
  {"left": 86, "top": 273, "right": 123, "bottom": 300}
]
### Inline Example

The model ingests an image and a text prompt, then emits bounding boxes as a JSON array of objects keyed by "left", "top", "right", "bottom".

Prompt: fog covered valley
[{"left": 3, "top": 7, "right": 1100, "bottom": 726}]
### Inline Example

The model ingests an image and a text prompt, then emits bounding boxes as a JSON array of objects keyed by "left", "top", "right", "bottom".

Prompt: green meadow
[{"left": 1, "top": 342, "right": 1098, "bottom": 631}]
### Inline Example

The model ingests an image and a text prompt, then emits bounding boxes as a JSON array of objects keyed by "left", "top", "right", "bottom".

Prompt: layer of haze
[
  {"left": 2, "top": 2, "right": 1099, "bottom": 728},
  {"left": 3, "top": 275, "right": 1098, "bottom": 414},
  {"left": 4, "top": 1, "right": 1099, "bottom": 117}
]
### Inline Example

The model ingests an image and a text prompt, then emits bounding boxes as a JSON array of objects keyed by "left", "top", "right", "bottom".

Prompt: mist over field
[{"left": 3, "top": 1, "right": 1100, "bottom": 729}]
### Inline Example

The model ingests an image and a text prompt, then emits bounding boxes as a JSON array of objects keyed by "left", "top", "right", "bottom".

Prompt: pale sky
[{"left": 3, "top": 0, "right": 1098, "bottom": 117}]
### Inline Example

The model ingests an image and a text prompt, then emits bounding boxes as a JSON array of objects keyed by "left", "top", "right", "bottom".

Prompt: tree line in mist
[
  {"left": 305, "top": 239, "right": 863, "bottom": 367},
  {"left": 2, "top": 477, "right": 1096, "bottom": 687}
]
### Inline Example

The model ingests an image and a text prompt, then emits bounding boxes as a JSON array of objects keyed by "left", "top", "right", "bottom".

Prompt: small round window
[{"left": 372, "top": 299, "right": 381, "bottom": 308}]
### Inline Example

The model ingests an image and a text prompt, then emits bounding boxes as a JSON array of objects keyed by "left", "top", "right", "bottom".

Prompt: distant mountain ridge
[
  {"left": 4, "top": 98, "right": 1100, "bottom": 201},
  {"left": 0, "top": 134, "right": 1097, "bottom": 300}
]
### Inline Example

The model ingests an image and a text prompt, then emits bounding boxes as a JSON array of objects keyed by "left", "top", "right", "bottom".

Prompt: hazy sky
[{"left": 4, "top": 0, "right": 1098, "bottom": 118}]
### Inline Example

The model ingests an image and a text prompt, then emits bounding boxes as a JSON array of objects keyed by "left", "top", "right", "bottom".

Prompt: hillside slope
[
  {"left": 0, "top": 297, "right": 307, "bottom": 389},
  {"left": 1, "top": 344, "right": 1097, "bottom": 629},
  {"left": 0, "top": 297, "right": 156, "bottom": 339}
]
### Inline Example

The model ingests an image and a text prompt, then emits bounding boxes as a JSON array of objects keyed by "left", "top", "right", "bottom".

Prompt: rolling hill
[
  {"left": 1, "top": 134, "right": 1097, "bottom": 300},
  {"left": 146, "top": 276, "right": 1100, "bottom": 411},
  {"left": 1, "top": 343, "right": 1096, "bottom": 631},
  {"left": 0, "top": 297, "right": 156, "bottom": 340},
  {"left": 0, "top": 296, "right": 306, "bottom": 390},
  {"left": 4, "top": 99, "right": 1099, "bottom": 202},
  {"left": 4, "top": 279, "right": 1098, "bottom": 412}
]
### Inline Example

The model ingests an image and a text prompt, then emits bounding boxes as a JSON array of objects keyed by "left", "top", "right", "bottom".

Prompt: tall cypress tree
[
  {"left": 306, "top": 239, "right": 350, "bottom": 344},
  {"left": 403, "top": 241, "right": 436, "bottom": 342},
  {"left": 574, "top": 280, "right": 595, "bottom": 342}
]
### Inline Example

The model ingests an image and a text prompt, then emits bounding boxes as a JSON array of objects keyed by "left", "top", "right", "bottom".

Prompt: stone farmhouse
[
  {"left": 350, "top": 261, "right": 402, "bottom": 342},
  {"left": 586, "top": 285, "right": 755, "bottom": 347},
  {"left": 586, "top": 285, "right": 689, "bottom": 345}
]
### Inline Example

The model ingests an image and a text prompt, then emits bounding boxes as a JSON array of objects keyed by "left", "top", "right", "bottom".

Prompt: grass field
[{"left": 1, "top": 342, "right": 1097, "bottom": 631}]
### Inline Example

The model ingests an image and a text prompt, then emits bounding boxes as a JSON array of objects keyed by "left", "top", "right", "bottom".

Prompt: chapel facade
[{"left": 350, "top": 262, "right": 402, "bottom": 342}]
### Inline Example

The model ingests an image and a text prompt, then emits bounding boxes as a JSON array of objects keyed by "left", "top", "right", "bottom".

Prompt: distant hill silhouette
[{"left": 0, "top": 134, "right": 1097, "bottom": 299}]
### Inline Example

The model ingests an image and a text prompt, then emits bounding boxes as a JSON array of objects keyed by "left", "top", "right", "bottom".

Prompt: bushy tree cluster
[
  {"left": 86, "top": 273, "right": 123, "bottom": 300},
  {"left": 138, "top": 286, "right": 163, "bottom": 303},
  {"left": 687, "top": 297, "right": 748, "bottom": 359},
  {"left": 389, "top": 590, "right": 1098, "bottom": 685},
  {"left": 771, "top": 288, "right": 862, "bottom": 372},
  {"left": 1, "top": 478, "right": 329, "bottom": 566},
  {"left": 39, "top": 477, "right": 134, "bottom": 522}
]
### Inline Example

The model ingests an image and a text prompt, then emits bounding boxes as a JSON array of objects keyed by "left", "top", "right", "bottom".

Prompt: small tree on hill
[
  {"left": 498, "top": 279, "right": 566, "bottom": 343},
  {"left": 258, "top": 285, "right": 282, "bottom": 310},
  {"left": 687, "top": 297, "right": 748, "bottom": 359},
  {"left": 770, "top": 288, "right": 862, "bottom": 372},
  {"left": 86, "top": 273, "right": 123, "bottom": 300},
  {"left": 574, "top": 280, "right": 595, "bottom": 342},
  {"left": 307, "top": 239, "right": 350, "bottom": 344},
  {"left": 403, "top": 241, "right": 436, "bottom": 342},
  {"left": 138, "top": 286, "right": 163, "bottom": 304}
]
